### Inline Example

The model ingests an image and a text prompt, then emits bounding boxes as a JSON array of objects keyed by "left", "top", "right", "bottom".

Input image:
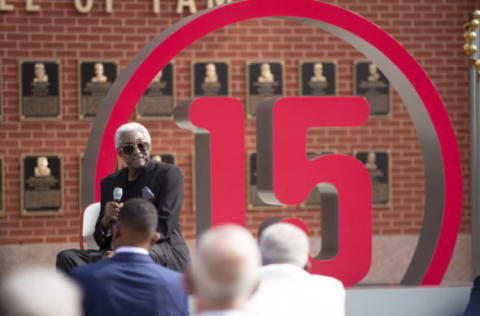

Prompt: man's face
[{"left": 118, "top": 130, "right": 151, "bottom": 170}]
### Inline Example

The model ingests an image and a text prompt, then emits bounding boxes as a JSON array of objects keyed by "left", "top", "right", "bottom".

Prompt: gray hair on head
[
  {"left": 114, "top": 122, "right": 151, "bottom": 149},
  {"left": 0, "top": 266, "right": 82, "bottom": 316},
  {"left": 259, "top": 222, "right": 309, "bottom": 268},
  {"left": 191, "top": 224, "right": 261, "bottom": 305}
]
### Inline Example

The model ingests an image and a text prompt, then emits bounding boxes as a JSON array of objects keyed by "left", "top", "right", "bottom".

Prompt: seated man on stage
[{"left": 56, "top": 122, "right": 190, "bottom": 273}]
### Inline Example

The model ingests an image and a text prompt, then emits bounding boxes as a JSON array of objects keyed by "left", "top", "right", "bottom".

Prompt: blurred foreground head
[
  {"left": 260, "top": 222, "right": 310, "bottom": 269},
  {"left": 187, "top": 224, "right": 261, "bottom": 310},
  {"left": 0, "top": 266, "right": 82, "bottom": 316}
]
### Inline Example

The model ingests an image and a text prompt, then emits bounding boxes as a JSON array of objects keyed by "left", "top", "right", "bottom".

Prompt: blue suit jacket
[
  {"left": 464, "top": 276, "right": 480, "bottom": 316},
  {"left": 71, "top": 252, "right": 189, "bottom": 316}
]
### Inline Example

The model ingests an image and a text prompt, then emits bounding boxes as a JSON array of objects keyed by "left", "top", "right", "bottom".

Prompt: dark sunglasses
[{"left": 121, "top": 142, "right": 149, "bottom": 155}]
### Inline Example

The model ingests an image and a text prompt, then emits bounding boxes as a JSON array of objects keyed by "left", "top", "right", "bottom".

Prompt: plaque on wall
[
  {"left": 302, "top": 151, "right": 334, "bottom": 208},
  {"left": 247, "top": 152, "right": 280, "bottom": 210},
  {"left": 0, "top": 156, "right": 4, "bottom": 215},
  {"left": 79, "top": 60, "right": 117, "bottom": 120},
  {"left": 79, "top": 153, "right": 83, "bottom": 212},
  {"left": 0, "top": 65, "right": 3, "bottom": 122},
  {"left": 19, "top": 60, "right": 61, "bottom": 120},
  {"left": 192, "top": 152, "right": 196, "bottom": 212},
  {"left": 300, "top": 61, "right": 336, "bottom": 96},
  {"left": 151, "top": 153, "right": 175, "bottom": 165},
  {"left": 21, "top": 154, "right": 63, "bottom": 216},
  {"left": 136, "top": 63, "right": 174, "bottom": 120},
  {"left": 354, "top": 61, "right": 390, "bottom": 117},
  {"left": 354, "top": 150, "right": 390, "bottom": 205},
  {"left": 246, "top": 61, "right": 284, "bottom": 118},
  {"left": 192, "top": 61, "right": 229, "bottom": 97}
]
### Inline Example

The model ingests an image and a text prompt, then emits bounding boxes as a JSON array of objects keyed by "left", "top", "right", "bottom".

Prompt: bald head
[
  {"left": 259, "top": 223, "right": 310, "bottom": 268},
  {"left": 190, "top": 224, "right": 261, "bottom": 307},
  {"left": 0, "top": 267, "right": 82, "bottom": 316}
]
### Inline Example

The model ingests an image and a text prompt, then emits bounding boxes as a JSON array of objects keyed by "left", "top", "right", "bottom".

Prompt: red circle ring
[{"left": 82, "top": 0, "right": 462, "bottom": 285}]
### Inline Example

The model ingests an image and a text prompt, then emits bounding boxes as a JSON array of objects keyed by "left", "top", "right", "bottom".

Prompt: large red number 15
[{"left": 174, "top": 96, "right": 372, "bottom": 286}]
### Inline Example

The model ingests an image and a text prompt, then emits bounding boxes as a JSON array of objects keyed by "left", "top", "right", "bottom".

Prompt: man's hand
[{"left": 101, "top": 201, "right": 123, "bottom": 232}]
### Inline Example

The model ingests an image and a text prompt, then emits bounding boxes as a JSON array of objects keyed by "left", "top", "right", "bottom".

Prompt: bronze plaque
[
  {"left": 354, "top": 150, "right": 390, "bottom": 205},
  {"left": 19, "top": 60, "right": 61, "bottom": 120},
  {"left": 79, "top": 61, "right": 117, "bottom": 120},
  {"left": 0, "top": 156, "right": 4, "bottom": 215},
  {"left": 151, "top": 153, "right": 175, "bottom": 165},
  {"left": 22, "top": 154, "right": 63, "bottom": 215},
  {"left": 192, "top": 61, "right": 229, "bottom": 97},
  {"left": 246, "top": 61, "right": 284, "bottom": 118},
  {"left": 302, "top": 151, "right": 334, "bottom": 208},
  {"left": 0, "top": 65, "right": 3, "bottom": 122},
  {"left": 136, "top": 63, "right": 174, "bottom": 120},
  {"left": 79, "top": 153, "right": 83, "bottom": 213},
  {"left": 354, "top": 61, "right": 390, "bottom": 117},
  {"left": 247, "top": 152, "right": 281, "bottom": 210},
  {"left": 300, "top": 61, "right": 336, "bottom": 96}
]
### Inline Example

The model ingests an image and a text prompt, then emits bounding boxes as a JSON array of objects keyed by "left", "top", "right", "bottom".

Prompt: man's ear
[
  {"left": 113, "top": 223, "right": 121, "bottom": 241},
  {"left": 150, "top": 232, "right": 161, "bottom": 246}
]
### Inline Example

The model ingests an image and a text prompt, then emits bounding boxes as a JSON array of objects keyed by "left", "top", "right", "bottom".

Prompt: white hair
[
  {"left": 191, "top": 224, "right": 261, "bottom": 305},
  {"left": 114, "top": 122, "right": 151, "bottom": 149},
  {"left": 259, "top": 223, "right": 309, "bottom": 268},
  {"left": 0, "top": 266, "right": 82, "bottom": 316}
]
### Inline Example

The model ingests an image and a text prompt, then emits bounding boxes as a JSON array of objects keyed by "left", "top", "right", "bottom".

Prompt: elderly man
[
  {"left": 56, "top": 122, "right": 189, "bottom": 273},
  {"left": 184, "top": 224, "right": 261, "bottom": 316},
  {"left": 247, "top": 222, "right": 346, "bottom": 316},
  {"left": 71, "top": 198, "right": 189, "bottom": 316}
]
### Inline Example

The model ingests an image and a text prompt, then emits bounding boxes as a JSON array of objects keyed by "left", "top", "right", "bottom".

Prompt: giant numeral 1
[{"left": 174, "top": 97, "right": 246, "bottom": 238}]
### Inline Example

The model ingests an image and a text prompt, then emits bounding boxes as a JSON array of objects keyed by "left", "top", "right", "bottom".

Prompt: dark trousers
[{"left": 56, "top": 242, "right": 190, "bottom": 274}]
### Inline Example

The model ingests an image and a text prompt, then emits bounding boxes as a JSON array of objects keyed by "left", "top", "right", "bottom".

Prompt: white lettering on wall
[
  {"left": 176, "top": 0, "right": 196, "bottom": 14},
  {"left": 74, "top": 0, "right": 94, "bottom": 13},
  {"left": 0, "top": 0, "right": 14, "bottom": 11},
  {"left": 26, "top": 0, "right": 40, "bottom": 11},
  {"left": 207, "top": 0, "right": 232, "bottom": 8},
  {"left": 153, "top": 0, "right": 160, "bottom": 13},
  {"left": 105, "top": 0, "right": 112, "bottom": 13}
]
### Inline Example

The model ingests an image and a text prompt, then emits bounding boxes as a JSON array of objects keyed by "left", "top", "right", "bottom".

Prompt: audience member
[
  {"left": 184, "top": 224, "right": 261, "bottom": 316},
  {"left": 464, "top": 276, "right": 480, "bottom": 316},
  {"left": 71, "top": 198, "right": 189, "bottom": 316},
  {"left": 0, "top": 266, "right": 82, "bottom": 316},
  {"left": 247, "top": 222, "right": 346, "bottom": 316}
]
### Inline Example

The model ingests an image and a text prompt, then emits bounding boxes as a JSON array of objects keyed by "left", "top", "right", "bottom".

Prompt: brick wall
[{"left": 0, "top": 0, "right": 474, "bottom": 244}]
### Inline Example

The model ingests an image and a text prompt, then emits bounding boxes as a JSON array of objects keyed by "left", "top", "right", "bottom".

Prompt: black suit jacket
[{"left": 94, "top": 160, "right": 187, "bottom": 253}]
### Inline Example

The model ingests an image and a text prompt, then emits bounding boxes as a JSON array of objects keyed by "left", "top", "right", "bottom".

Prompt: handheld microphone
[{"left": 113, "top": 187, "right": 123, "bottom": 203}]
